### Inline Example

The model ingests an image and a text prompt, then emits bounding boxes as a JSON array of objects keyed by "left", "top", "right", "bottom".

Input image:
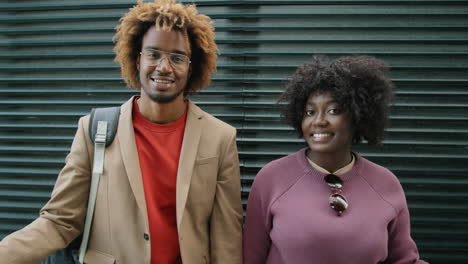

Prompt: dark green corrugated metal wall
[{"left": 1, "top": 0, "right": 467, "bottom": 263}]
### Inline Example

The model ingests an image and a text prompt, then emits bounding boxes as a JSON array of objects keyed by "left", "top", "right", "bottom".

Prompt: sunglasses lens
[
  {"left": 324, "top": 174, "right": 348, "bottom": 215},
  {"left": 329, "top": 193, "right": 348, "bottom": 214},
  {"left": 324, "top": 174, "right": 343, "bottom": 189}
]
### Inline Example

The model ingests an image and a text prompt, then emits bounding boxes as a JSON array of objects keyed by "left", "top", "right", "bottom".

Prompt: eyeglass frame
[
  {"left": 324, "top": 174, "right": 349, "bottom": 216},
  {"left": 139, "top": 49, "right": 191, "bottom": 70}
]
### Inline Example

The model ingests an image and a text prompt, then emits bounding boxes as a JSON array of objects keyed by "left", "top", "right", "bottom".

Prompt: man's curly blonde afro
[{"left": 113, "top": 0, "right": 218, "bottom": 95}]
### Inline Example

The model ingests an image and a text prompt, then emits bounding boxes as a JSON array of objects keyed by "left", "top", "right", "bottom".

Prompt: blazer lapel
[
  {"left": 118, "top": 97, "right": 148, "bottom": 217},
  {"left": 176, "top": 101, "right": 203, "bottom": 229}
]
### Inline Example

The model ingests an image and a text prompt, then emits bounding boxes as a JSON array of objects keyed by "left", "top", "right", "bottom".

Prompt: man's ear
[{"left": 136, "top": 56, "right": 140, "bottom": 71}]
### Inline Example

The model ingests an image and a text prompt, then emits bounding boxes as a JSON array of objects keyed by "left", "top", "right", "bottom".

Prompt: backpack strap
[
  {"left": 78, "top": 106, "right": 120, "bottom": 264},
  {"left": 88, "top": 107, "right": 120, "bottom": 146}
]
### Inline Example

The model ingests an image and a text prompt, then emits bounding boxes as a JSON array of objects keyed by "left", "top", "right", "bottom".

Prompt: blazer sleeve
[
  {"left": 0, "top": 116, "right": 92, "bottom": 264},
  {"left": 209, "top": 128, "right": 243, "bottom": 264}
]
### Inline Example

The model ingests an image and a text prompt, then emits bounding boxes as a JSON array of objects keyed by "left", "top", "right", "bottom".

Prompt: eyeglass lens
[
  {"left": 141, "top": 50, "right": 190, "bottom": 70},
  {"left": 324, "top": 174, "right": 348, "bottom": 216}
]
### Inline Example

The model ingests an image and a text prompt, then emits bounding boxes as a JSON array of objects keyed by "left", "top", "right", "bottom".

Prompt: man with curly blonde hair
[{"left": 0, "top": 1, "right": 243, "bottom": 263}]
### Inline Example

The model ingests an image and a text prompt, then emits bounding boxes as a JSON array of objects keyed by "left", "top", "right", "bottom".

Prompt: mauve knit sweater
[{"left": 243, "top": 148, "right": 428, "bottom": 264}]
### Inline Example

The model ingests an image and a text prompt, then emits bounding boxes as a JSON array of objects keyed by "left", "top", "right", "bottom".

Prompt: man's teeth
[
  {"left": 313, "top": 133, "right": 331, "bottom": 138},
  {"left": 154, "top": 79, "right": 172, "bottom": 84}
]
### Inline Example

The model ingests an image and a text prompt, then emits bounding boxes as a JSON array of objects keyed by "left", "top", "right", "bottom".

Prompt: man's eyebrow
[{"left": 143, "top": 46, "right": 188, "bottom": 56}]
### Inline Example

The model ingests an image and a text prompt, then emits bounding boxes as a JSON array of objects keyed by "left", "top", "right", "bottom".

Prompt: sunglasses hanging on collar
[{"left": 324, "top": 174, "right": 348, "bottom": 216}]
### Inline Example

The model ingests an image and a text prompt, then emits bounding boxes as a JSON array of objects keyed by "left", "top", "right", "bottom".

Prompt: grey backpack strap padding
[
  {"left": 78, "top": 106, "right": 120, "bottom": 263},
  {"left": 88, "top": 106, "right": 120, "bottom": 147},
  {"left": 79, "top": 121, "right": 107, "bottom": 264}
]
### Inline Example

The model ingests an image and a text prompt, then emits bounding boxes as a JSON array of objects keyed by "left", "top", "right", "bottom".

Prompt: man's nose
[{"left": 156, "top": 56, "right": 172, "bottom": 72}]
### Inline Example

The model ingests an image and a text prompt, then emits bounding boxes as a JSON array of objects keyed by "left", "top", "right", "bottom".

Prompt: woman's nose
[{"left": 312, "top": 113, "right": 328, "bottom": 126}]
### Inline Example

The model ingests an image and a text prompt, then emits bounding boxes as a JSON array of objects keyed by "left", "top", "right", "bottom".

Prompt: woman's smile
[
  {"left": 301, "top": 92, "right": 353, "bottom": 157},
  {"left": 311, "top": 132, "right": 333, "bottom": 142}
]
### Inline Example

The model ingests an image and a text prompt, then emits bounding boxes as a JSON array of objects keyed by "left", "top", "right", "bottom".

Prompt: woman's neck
[{"left": 306, "top": 149, "right": 353, "bottom": 173}]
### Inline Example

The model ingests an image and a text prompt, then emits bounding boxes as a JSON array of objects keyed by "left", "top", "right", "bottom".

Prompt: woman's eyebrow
[{"left": 306, "top": 100, "right": 338, "bottom": 105}]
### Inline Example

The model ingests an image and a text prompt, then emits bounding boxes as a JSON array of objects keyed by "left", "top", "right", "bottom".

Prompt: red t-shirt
[{"left": 132, "top": 98, "right": 187, "bottom": 264}]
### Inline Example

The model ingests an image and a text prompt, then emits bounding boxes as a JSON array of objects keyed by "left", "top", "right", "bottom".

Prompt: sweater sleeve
[
  {"left": 243, "top": 168, "right": 273, "bottom": 264},
  {"left": 386, "top": 201, "right": 429, "bottom": 264}
]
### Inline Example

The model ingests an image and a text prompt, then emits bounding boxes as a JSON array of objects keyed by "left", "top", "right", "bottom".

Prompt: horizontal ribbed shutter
[{"left": 1, "top": 1, "right": 467, "bottom": 263}]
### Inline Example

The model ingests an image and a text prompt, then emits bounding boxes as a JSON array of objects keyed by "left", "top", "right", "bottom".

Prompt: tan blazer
[{"left": 0, "top": 97, "right": 243, "bottom": 264}]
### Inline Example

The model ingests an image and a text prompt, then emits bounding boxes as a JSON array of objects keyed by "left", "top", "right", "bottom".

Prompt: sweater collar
[
  {"left": 306, "top": 153, "right": 355, "bottom": 175},
  {"left": 297, "top": 148, "right": 363, "bottom": 183}
]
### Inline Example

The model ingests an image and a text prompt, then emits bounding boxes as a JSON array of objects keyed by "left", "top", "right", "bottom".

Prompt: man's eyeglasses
[
  {"left": 140, "top": 50, "right": 191, "bottom": 70},
  {"left": 324, "top": 174, "right": 348, "bottom": 216}
]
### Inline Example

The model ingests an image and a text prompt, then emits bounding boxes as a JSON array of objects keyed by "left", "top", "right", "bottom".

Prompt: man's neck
[{"left": 137, "top": 96, "right": 187, "bottom": 124}]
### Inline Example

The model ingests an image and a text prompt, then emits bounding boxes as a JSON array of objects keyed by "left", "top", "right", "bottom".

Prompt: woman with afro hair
[
  {"left": 243, "top": 55, "right": 428, "bottom": 264},
  {"left": 0, "top": 1, "right": 243, "bottom": 263}
]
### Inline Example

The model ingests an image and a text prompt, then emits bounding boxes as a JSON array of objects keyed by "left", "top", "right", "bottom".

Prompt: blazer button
[{"left": 143, "top": 233, "right": 150, "bottom": 241}]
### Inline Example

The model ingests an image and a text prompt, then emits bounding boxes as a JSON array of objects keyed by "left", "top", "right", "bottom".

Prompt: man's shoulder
[
  {"left": 189, "top": 102, "right": 236, "bottom": 132},
  {"left": 202, "top": 111, "right": 236, "bottom": 131}
]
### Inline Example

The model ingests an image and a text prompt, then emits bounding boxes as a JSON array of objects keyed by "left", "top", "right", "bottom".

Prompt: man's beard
[{"left": 146, "top": 87, "right": 185, "bottom": 104}]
